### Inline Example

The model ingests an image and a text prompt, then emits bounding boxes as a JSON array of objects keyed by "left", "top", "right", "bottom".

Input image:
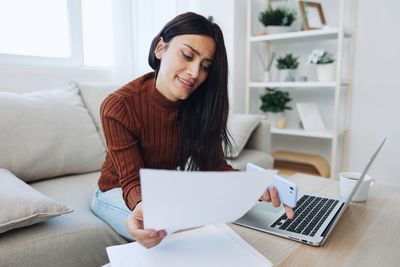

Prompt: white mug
[{"left": 339, "top": 172, "right": 375, "bottom": 202}]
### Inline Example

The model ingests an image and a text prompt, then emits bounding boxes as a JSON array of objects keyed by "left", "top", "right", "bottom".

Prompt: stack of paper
[{"left": 106, "top": 224, "right": 272, "bottom": 267}]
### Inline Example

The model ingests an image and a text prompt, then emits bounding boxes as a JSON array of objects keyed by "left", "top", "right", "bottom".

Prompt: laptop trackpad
[{"left": 236, "top": 201, "right": 284, "bottom": 228}]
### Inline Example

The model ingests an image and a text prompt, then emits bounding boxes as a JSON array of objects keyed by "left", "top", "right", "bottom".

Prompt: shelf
[
  {"left": 246, "top": 0, "right": 356, "bottom": 178},
  {"left": 271, "top": 127, "right": 334, "bottom": 139},
  {"left": 250, "top": 27, "right": 352, "bottom": 43},
  {"left": 249, "top": 81, "right": 349, "bottom": 88}
]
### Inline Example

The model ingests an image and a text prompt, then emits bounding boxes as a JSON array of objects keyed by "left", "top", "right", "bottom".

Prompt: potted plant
[
  {"left": 258, "top": 5, "right": 296, "bottom": 34},
  {"left": 307, "top": 49, "right": 336, "bottom": 81},
  {"left": 276, "top": 53, "right": 299, "bottom": 82},
  {"left": 260, "top": 88, "right": 292, "bottom": 128}
]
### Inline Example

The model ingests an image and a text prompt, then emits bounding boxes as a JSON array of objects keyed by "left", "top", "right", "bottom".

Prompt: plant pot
[
  {"left": 266, "top": 112, "right": 287, "bottom": 128},
  {"left": 265, "top": 26, "right": 292, "bottom": 35},
  {"left": 316, "top": 62, "right": 336, "bottom": 82},
  {"left": 279, "top": 69, "right": 296, "bottom": 82}
]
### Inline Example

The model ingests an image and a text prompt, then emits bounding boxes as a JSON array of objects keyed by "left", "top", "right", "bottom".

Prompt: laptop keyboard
[{"left": 271, "top": 195, "right": 339, "bottom": 237}]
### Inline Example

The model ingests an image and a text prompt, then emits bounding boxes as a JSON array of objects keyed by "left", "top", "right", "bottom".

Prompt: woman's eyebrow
[{"left": 183, "top": 44, "right": 213, "bottom": 62}]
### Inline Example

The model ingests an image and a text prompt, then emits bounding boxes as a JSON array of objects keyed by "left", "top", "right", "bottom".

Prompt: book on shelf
[{"left": 296, "top": 102, "right": 326, "bottom": 131}]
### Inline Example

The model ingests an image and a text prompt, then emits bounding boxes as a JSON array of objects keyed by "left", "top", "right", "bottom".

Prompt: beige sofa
[{"left": 0, "top": 82, "right": 273, "bottom": 267}]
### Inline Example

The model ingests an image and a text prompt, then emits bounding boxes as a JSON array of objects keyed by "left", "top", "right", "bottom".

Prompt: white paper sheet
[
  {"left": 140, "top": 169, "right": 274, "bottom": 231},
  {"left": 106, "top": 224, "right": 273, "bottom": 267}
]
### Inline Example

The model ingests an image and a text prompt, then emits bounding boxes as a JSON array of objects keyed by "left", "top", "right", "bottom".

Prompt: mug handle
[{"left": 370, "top": 178, "right": 376, "bottom": 187}]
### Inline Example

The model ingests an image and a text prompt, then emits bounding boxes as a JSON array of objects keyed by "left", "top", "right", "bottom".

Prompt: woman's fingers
[
  {"left": 138, "top": 230, "right": 166, "bottom": 241},
  {"left": 261, "top": 187, "right": 281, "bottom": 207},
  {"left": 269, "top": 187, "right": 281, "bottom": 207},
  {"left": 261, "top": 188, "right": 295, "bottom": 220},
  {"left": 126, "top": 219, "right": 166, "bottom": 241},
  {"left": 138, "top": 230, "right": 167, "bottom": 248},
  {"left": 283, "top": 204, "right": 294, "bottom": 220},
  {"left": 125, "top": 205, "right": 168, "bottom": 249},
  {"left": 139, "top": 237, "right": 164, "bottom": 249},
  {"left": 261, "top": 189, "right": 271, "bottom": 202}
]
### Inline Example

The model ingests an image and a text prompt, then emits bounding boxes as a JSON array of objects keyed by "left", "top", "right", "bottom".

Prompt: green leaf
[
  {"left": 276, "top": 53, "right": 299, "bottom": 69},
  {"left": 259, "top": 88, "right": 292, "bottom": 113},
  {"left": 259, "top": 7, "right": 296, "bottom": 27}
]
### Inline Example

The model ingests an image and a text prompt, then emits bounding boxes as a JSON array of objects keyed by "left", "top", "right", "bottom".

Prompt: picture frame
[
  {"left": 296, "top": 102, "right": 326, "bottom": 131},
  {"left": 298, "top": 1, "right": 326, "bottom": 30}
]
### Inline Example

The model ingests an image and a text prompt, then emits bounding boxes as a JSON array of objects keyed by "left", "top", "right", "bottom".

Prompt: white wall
[
  {"left": 176, "top": 0, "right": 237, "bottom": 109},
  {"left": 131, "top": 0, "right": 178, "bottom": 78},
  {"left": 347, "top": 0, "right": 400, "bottom": 189},
  {"left": 189, "top": 0, "right": 400, "bottom": 189}
]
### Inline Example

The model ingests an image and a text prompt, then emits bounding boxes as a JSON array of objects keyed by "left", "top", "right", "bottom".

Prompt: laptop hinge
[{"left": 321, "top": 202, "right": 344, "bottom": 237}]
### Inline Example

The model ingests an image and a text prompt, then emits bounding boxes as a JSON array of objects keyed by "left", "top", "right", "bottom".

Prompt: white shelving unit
[
  {"left": 245, "top": 0, "right": 357, "bottom": 178},
  {"left": 249, "top": 81, "right": 349, "bottom": 88},
  {"left": 249, "top": 27, "right": 352, "bottom": 42}
]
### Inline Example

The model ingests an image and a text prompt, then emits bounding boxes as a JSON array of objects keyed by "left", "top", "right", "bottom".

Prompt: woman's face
[{"left": 155, "top": 34, "right": 216, "bottom": 102}]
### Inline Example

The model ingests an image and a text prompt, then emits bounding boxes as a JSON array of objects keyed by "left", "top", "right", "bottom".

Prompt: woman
[{"left": 91, "top": 12, "right": 293, "bottom": 249}]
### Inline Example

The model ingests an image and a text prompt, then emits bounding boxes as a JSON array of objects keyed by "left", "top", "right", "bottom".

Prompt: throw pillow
[
  {"left": 0, "top": 83, "right": 106, "bottom": 182},
  {"left": 0, "top": 169, "right": 72, "bottom": 234},
  {"left": 226, "top": 114, "right": 262, "bottom": 158},
  {"left": 77, "top": 83, "right": 120, "bottom": 142}
]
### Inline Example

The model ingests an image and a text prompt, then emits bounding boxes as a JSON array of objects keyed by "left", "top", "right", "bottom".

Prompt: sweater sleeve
[{"left": 100, "top": 94, "right": 143, "bottom": 210}]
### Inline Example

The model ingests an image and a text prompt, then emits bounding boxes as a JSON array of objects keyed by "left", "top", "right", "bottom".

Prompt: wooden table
[{"left": 230, "top": 173, "right": 400, "bottom": 267}]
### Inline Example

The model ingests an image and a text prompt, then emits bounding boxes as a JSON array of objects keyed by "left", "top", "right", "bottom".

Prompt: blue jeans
[{"left": 90, "top": 188, "right": 133, "bottom": 241}]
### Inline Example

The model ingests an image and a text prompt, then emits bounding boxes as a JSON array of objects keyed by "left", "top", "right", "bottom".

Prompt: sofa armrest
[{"left": 244, "top": 120, "right": 271, "bottom": 154}]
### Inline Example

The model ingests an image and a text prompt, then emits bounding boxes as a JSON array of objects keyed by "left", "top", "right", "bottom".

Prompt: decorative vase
[
  {"left": 265, "top": 25, "right": 292, "bottom": 35},
  {"left": 316, "top": 62, "right": 336, "bottom": 82},
  {"left": 279, "top": 69, "right": 296, "bottom": 82},
  {"left": 262, "top": 71, "right": 270, "bottom": 82},
  {"left": 266, "top": 112, "right": 287, "bottom": 128}
]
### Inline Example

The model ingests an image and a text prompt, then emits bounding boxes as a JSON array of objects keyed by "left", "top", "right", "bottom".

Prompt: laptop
[{"left": 234, "top": 138, "right": 386, "bottom": 246}]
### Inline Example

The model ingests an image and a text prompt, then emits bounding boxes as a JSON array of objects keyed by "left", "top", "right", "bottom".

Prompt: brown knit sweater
[{"left": 98, "top": 72, "right": 234, "bottom": 210}]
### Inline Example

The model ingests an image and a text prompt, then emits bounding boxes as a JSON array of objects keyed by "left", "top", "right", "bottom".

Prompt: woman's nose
[{"left": 187, "top": 62, "right": 200, "bottom": 78}]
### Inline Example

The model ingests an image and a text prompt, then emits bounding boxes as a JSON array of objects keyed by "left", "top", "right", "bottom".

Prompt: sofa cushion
[
  {"left": 228, "top": 149, "right": 274, "bottom": 171},
  {"left": 0, "top": 169, "right": 72, "bottom": 234},
  {"left": 78, "top": 83, "right": 120, "bottom": 141},
  {"left": 0, "top": 172, "right": 127, "bottom": 267},
  {"left": 0, "top": 83, "right": 106, "bottom": 182},
  {"left": 227, "top": 114, "right": 263, "bottom": 158}
]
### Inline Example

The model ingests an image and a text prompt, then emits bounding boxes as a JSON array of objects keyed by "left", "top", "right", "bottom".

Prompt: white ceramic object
[
  {"left": 262, "top": 71, "right": 270, "bottom": 82},
  {"left": 266, "top": 112, "right": 287, "bottom": 128},
  {"left": 279, "top": 69, "right": 295, "bottom": 82},
  {"left": 316, "top": 62, "right": 336, "bottom": 82},
  {"left": 339, "top": 172, "right": 375, "bottom": 202},
  {"left": 265, "top": 26, "right": 292, "bottom": 35}
]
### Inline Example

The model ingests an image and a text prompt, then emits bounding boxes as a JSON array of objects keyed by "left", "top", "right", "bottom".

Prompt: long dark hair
[{"left": 148, "top": 12, "right": 232, "bottom": 170}]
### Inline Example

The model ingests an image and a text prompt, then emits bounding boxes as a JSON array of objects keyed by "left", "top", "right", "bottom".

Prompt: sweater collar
[{"left": 143, "top": 72, "right": 182, "bottom": 110}]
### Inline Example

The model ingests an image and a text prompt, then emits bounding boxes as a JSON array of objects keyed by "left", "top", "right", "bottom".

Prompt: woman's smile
[{"left": 177, "top": 76, "right": 194, "bottom": 90}]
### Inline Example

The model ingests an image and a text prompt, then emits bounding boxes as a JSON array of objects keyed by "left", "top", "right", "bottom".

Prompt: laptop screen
[{"left": 344, "top": 138, "right": 386, "bottom": 204}]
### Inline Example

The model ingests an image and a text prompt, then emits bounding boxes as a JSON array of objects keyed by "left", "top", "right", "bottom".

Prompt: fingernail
[{"left": 149, "top": 231, "right": 157, "bottom": 238}]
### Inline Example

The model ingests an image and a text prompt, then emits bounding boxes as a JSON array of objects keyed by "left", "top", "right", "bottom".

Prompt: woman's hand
[
  {"left": 125, "top": 202, "right": 167, "bottom": 248},
  {"left": 261, "top": 186, "right": 295, "bottom": 220}
]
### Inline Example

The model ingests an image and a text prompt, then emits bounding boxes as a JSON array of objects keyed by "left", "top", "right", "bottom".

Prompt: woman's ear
[{"left": 154, "top": 37, "right": 166, "bottom": 60}]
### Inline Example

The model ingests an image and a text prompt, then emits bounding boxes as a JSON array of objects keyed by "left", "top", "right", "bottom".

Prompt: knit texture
[{"left": 98, "top": 72, "right": 234, "bottom": 210}]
